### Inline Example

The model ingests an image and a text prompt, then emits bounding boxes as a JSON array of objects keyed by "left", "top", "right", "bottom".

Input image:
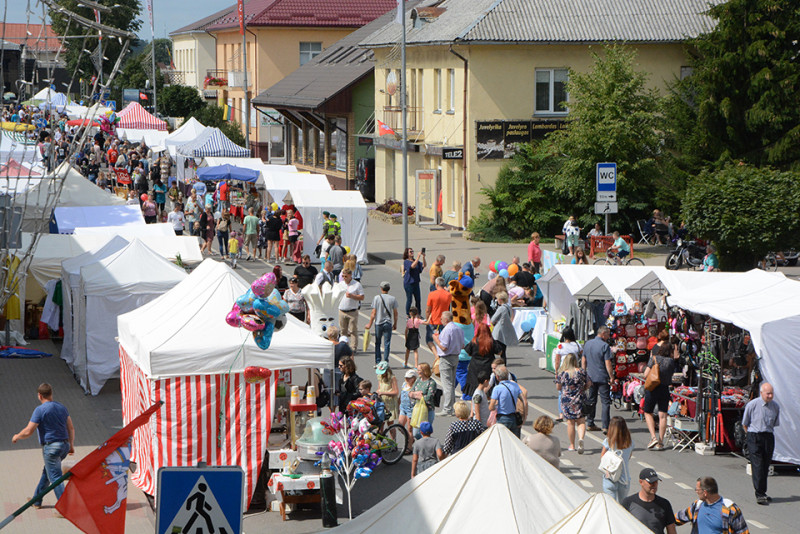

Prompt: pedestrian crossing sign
[{"left": 156, "top": 466, "right": 244, "bottom": 534}]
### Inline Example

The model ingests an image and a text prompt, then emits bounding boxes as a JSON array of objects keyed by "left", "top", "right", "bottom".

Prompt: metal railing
[{"left": 381, "top": 106, "right": 424, "bottom": 137}]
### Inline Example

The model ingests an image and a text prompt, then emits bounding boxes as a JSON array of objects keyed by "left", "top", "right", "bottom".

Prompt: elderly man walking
[
  {"left": 432, "top": 311, "right": 465, "bottom": 417},
  {"left": 365, "top": 281, "right": 399, "bottom": 364},
  {"left": 743, "top": 382, "right": 780, "bottom": 505}
]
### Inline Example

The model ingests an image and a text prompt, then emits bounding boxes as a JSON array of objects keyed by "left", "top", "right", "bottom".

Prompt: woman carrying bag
[
  {"left": 599, "top": 416, "right": 634, "bottom": 503},
  {"left": 643, "top": 338, "right": 678, "bottom": 451},
  {"left": 409, "top": 363, "right": 436, "bottom": 439}
]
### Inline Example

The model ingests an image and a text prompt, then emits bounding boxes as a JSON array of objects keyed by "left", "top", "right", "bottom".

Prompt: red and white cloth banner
[
  {"left": 238, "top": 0, "right": 246, "bottom": 35},
  {"left": 55, "top": 402, "right": 161, "bottom": 534},
  {"left": 119, "top": 348, "right": 274, "bottom": 511},
  {"left": 377, "top": 119, "right": 396, "bottom": 136},
  {"left": 145, "top": 0, "right": 154, "bottom": 38}
]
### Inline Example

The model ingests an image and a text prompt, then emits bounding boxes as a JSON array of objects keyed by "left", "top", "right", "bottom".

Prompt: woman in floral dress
[{"left": 557, "top": 352, "right": 590, "bottom": 454}]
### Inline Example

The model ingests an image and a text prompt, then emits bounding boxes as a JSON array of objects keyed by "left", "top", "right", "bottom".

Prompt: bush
[{"left": 682, "top": 164, "right": 800, "bottom": 270}]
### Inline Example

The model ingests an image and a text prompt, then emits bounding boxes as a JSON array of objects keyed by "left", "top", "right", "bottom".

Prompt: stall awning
[{"left": 196, "top": 163, "right": 260, "bottom": 183}]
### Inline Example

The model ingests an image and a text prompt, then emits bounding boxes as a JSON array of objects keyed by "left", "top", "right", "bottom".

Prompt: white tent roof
[
  {"left": 203, "top": 157, "right": 296, "bottom": 174},
  {"left": 330, "top": 424, "right": 589, "bottom": 534},
  {"left": 15, "top": 233, "right": 109, "bottom": 287},
  {"left": 544, "top": 493, "right": 652, "bottom": 533},
  {"left": 265, "top": 171, "right": 330, "bottom": 205},
  {"left": 73, "top": 223, "right": 175, "bottom": 237},
  {"left": 117, "top": 128, "right": 169, "bottom": 147},
  {"left": 62, "top": 235, "right": 130, "bottom": 288},
  {"left": 665, "top": 269, "right": 800, "bottom": 464},
  {"left": 52, "top": 204, "right": 145, "bottom": 234},
  {"left": 625, "top": 270, "right": 744, "bottom": 304},
  {"left": 16, "top": 163, "right": 125, "bottom": 231},
  {"left": 291, "top": 188, "right": 367, "bottom": 264},
  {"left": 80, "top": 238, "right": 187, "bottom": 295},
  {"left": 0, "top": 130, "right": 41, "bottom": 164},
  {"left": 117, "top": 259, "right": 334, "bottom": 379},
  {"left": 161, "top": 117, "right": 208, "bottom": 156},
  {"left": 537, "top": 265, "right": 657, "bottom": 321}
]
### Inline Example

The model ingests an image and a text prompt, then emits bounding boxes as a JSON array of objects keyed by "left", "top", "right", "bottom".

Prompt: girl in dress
[
  {"left": 376, "top": 364, "right": 399, "bottom": 426},
  {"left": 557, "top": 352, "right": 590, "bottom": 454},
  {"left": 404, "top": 306, "right": 422, "bottom": 368},
  {"left": 397, "top": 369, "right": 417, "bottom": 450}
]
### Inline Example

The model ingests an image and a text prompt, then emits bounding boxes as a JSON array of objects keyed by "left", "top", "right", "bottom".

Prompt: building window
[
  {"left": 299, "top": 42, "right": 322, "bottom": 66},
  {"left": 447, "top": 68, "right": 455, "bottom": 112},
  {"left": 434, "top": 69, "right": 442, "bottom": 112},
  {"left": 535, "top": 68, "right": 568, "bottom": 114}
]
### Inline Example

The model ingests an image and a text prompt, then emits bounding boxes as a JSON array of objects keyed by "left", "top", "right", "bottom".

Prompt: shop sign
[
  {"left": 476, "top": 119, "right": 567, "bottom": 159},
  {"left": 442, "top": 147, "right": 464, "bottom": 160},
  {"left": 417, "top": 170, "right": 436, "bottom": 180}
]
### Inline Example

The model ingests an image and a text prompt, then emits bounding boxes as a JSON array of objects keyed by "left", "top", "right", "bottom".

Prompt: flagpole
[
  {"left": 240, "top": 0, "right": 250, "bottom": 151},
  {"left": 150, "top": 0, "right": 157, "bottom": 114},
  {"left": 400, "top": 0, "right": 408, "bottom": 252},
  {"left": 0, "top": 473, "right": 73, "bottom": 530}
]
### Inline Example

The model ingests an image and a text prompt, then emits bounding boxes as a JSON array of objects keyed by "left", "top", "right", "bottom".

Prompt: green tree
[
  {"left": 49, "top": 0, "right": 141, "bottom": 88},
  {"left": 187, "top": 105, "right": 247, "bottom": 148},
  {"left": 549, "top": 44, "right": 665, "bottom": 231},
  {"left": 468, "top": 140, "right": 567, "bottom": 241},
  {"left": 158, "top": 85, "right": 204, "bottom": 118},
  {"left": 672, "top": 0, "right": 800, "bottom": 169},
  {"left": 682, "top": 164, "right": 800, "bottom": 270},
  {"left": 152, "top": 38, "right": 173, "bottom": 65}
]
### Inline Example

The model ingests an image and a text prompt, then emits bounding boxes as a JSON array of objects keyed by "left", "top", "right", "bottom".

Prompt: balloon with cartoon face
[{"left": 226, "top": 272, "right": 289, "bottom": 350}]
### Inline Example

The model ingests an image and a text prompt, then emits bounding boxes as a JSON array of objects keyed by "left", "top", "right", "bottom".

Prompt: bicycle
[
  {"left": 593, "top": 249, "right": 645, "bottom": 266},
  {"left": 369, "top": 422, "right": 410, "bottom": 465},
  {"left": 757, "top": 249, "right": 799, "bottom": 271}
]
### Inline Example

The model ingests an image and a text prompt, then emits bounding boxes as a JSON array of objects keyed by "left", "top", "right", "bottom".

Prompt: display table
[
  {"left": 267, "top": 472, "right": 321, "bottom": 521},
  {"left": 511, "top": 307, "right": 547, "bottom": 352},
  {"left": 543, "top": 334, "right": 560, "bottom": 373}
]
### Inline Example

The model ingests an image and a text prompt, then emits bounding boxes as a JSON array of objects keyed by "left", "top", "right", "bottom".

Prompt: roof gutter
[{"left": 449, "top": 43, "right": 468, "bottom": 229}]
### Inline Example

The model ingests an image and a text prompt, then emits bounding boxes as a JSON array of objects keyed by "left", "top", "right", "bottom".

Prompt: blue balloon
[
  {"left": 499, "top": 269, "right": 509, "bottom": 278},
  {"left": 253, "top": 322, "right": 275, "bottom": 349},
  {"left": 236, "top": 288, "right": 257, "bottom": 314},
  {"left": 521, "top": 316, "right": 537, "bottom": 332}
]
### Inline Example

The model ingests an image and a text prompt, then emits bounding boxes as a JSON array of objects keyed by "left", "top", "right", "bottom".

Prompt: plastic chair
[
  {"left": 636, "top": 219, "right": 656, "bottom": 245},
  {"left": 666, "top": 416, "right": 700, "bottom": 452}
]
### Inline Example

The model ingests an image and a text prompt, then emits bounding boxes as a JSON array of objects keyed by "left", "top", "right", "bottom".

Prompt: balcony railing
[
  {"left": 382, "top": 106, "right": 424, "bottom": 138},
  {"left": 205, "top": 69, "right": 229, "bottom": 88}
]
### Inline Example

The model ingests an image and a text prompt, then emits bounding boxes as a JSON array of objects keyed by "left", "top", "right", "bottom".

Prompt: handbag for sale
[
  {"left": 644, "top": 358, "right": 661, "bottom": 391},
  {"left": 598, "top": 449, "right": 625, "bottom": 482}
]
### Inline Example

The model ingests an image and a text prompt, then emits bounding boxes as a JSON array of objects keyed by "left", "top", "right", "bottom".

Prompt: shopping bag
[
  {"left": 598, "top": 449, "right": 624, "bottom": 482},
  {"left": 644, "top": 358, "right": 661, "bottom": 391},
  {"left": 487, "top": 410, "right": 497, "bottom": 427},
  {"left": 432, "top": 357, "right": 440, "bottom": 377},
  {"left": 410, "top": 399, "right": 428, "bottom": 428},
  {"left": 362, "top": 329, "right": 371, "bottom": 353}
]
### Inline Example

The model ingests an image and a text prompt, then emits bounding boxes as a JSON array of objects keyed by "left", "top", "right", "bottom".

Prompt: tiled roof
[
  {"left": 360, "top": 0, "right": 722, "bottom": 47},
  {"left": 252, "top": 3, "right": 420, "bottom": 110},
  {"left": 0, "top": 23, "right": 62, "bottom": 52},
  {"left": 208, "top": 0, "right": 397, "bottom": 30},
  {"left": 170, "top": 5, "right": 238, "bottom": 35}
]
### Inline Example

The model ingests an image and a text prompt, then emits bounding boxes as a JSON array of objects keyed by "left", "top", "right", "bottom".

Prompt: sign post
[{"left": 596, "top": 162, "right": 617, "bottom": 234}]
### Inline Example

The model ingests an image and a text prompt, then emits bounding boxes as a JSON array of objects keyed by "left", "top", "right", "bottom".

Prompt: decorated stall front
[{"left": 117, "top": 260, "right": 334, "bottom": 509}]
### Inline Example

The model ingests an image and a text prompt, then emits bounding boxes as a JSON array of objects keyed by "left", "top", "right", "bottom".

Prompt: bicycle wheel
[
  {"left": 593, "top": 258, "right": 610, "bottom": 265},
  {"left": 625, "top": 257, "right": 645, "bottom": 266},
  {"left": 763, "top": 253, "right": 778, "bottom": 271},
  {"left": 378, "top": 424, "right": 409, "bottom": 465}
]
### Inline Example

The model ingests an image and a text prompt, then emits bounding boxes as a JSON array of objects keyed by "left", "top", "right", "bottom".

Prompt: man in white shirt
[
  {"left": 338, "top": 269, "right": 364, "bottom": 353},
  {"left": 167, "top": 203, "right": 185, "bottom": 235}
]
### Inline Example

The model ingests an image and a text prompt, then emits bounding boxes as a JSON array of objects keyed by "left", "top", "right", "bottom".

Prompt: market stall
[
  {"left": 265, "top": 171, "right": 331, "bottom": 207},
  {"left": 75, "top": 239, "right": 188, "bottom": 395},
  {"left": 117, "top": 260, "right": 334, "bottom": 509},
  {"left": 544, "top": 493, "right": 652, "bottom": 533},
  {"left": 161, "top": 117, "right": 208, "bottom": 157},
  {"left": 0, "top": 130, "right": 41, "bottom": 164},
  {"left": 666, "top": 269, "right": 800, "bottom": 464},
  {"left": 50, "top": 204, "right": 145, "bottom": 234},
  {"left": 291, "top": 188, "right": 367, "bottom": 264},
  {"left": 117, "top": 128, "right": 169, "bottom": 148},
  {"left": 116, "top": 101, "right": 167, "bottom": 131}
]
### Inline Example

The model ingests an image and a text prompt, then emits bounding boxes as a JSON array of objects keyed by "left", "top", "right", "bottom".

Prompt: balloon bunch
[
  {"left": 225, "top": 272, "right": 289, "bottom": 349},
  {"left": 488, "top": 260, "right": 519, "bottom": 279},
  {"left": 98, "top": 111, "right": 119, "bottom": 135},
  {"left": 315, "top": 411, "right": 383, "bottom": 519}
]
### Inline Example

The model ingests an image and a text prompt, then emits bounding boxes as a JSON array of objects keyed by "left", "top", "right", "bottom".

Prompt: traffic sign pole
[{"left": 596, "top": 162, "right": 617, "bottom": 235}]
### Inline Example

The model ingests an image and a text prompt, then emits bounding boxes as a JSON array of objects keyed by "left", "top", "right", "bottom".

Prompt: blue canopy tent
[{"left": 195, "top": 164, "right": 260, "bottom": 183}]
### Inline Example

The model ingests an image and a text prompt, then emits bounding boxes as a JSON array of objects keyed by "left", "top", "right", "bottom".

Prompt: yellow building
[
  {"left": 202, "top": 0, "right": 397, "bottom": 162},
  {"left": 170, "top": 9, "right": 226, "bottom": 96},
  {"left": 360, "top": 0, "right": 720, "bottom": 229}
]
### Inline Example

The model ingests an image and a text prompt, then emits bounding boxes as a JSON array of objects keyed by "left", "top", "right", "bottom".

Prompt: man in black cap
[{"left": 622, "top": 468, "right": 676, "bottom": 534}]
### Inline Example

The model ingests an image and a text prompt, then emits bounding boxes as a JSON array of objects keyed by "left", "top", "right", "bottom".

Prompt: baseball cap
[
  {"left": 639, "top": 468, "right": 662, "bottom": 483},
  {"left": 323, "top": 211, "right": 330, "bottom": 216},
  {"left": 419, "top": 421, "right": 433, "bottom": 435},
  {"left": 375, "top": 361, "right": 389, "bottom": 375},
  {"left": 404, "top": 369, "right": 417, "bottom": 379},
  {"left": 380, "top": 281, "right": 391, "bottom": 290},
  {"left": 330, "top": 213, "right": 337, "bottom": 219}
]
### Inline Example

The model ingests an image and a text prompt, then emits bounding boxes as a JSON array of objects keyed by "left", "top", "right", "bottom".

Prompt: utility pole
[
  {"left": 400, "top": 1, "right": 408, "bottom": 252},
  {"left": 240, "top": 0, "right": 250, "bottom": 149}
]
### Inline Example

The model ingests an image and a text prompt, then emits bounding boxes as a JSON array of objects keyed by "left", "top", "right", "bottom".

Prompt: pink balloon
[
  {"left": 251, "top": 273, "right": 276, "bottom": 297},
  {"left": 225, "top": 304, "right": 242, "bottom": 327}
]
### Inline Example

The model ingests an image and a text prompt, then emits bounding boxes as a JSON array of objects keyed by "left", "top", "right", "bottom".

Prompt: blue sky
[{"left": 2, "top": 0, "right": 224, "bottom": 40}]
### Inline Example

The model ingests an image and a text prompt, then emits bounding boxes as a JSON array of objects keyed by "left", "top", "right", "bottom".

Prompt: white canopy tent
[
  {"left": 118, "top": 259, "right": 333, "bottom": 378},
  {"left": 265, "top": 171, "right": 331, "bottom": 206},
  {"left": 624, "top": 270, "right": 744, "bottom": 305},
  {"left": 203, "top": 157, "right": 296, "bottom": 175},
  {"left": 291, "top": 188, "right": 367, "bottom": 263},
  {"left": 666, "top": 269, "right": 800, "bottom": 465},
  {"left": 51, "top": 204, "right": 145, "bottom": 234},
  {"left": 0, "top": 130, "right": 41, "bottom": 164},
  {"left": 544, "top": 493, "right": 651, "bottom": 533},
  {"left": 60, "top": 236, "right": 130, "bottom": 368},
  {"left": 76, "top": 239, "right": 187, "bottom": 394},
  {"left": 161, "top": 117, "right": 208, "bottom": 157},
  {"left": 73, "top": 223, "right": 175, "bottom": 237},
  {"left": 15, "top": 163, "right": 125, "bottom": 231},
  {"left": 117, "top": 128, "right": 169, "bottom": 148},
  {"left": 329, "top": 424, "right": 589, "bottom": 533}
]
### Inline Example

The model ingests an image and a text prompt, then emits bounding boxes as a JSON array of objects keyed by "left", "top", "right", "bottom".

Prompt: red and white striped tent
[
  {"left": 117, "top": 260, "right": 333, "bottom": 509},
  {"left": 117, "top": 101, "right": 167, "bottom": 131}
]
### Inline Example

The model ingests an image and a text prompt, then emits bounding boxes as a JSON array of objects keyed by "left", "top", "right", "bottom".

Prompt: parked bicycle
[
  {"left": 593, "top": 249, "right": 645, "bottom": 266},
  {"left": 757, "top": 249, "right": 799, "bottom": 271}
]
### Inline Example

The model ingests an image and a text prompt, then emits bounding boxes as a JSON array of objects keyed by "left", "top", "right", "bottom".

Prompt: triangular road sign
[{"left": 164, "top": 475, "right": 235, "bottom": 534}]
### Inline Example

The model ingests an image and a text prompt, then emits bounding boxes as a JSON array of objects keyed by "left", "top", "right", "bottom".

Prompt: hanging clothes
[
  {"left": 567, "top": 299, "right": 595, "bottom": 342},
  {"left": 41, "top": 279, "right": 60, "bottom": 331},
  {"left": 3, "top": 256, "right": 22, "bottom": 321}
]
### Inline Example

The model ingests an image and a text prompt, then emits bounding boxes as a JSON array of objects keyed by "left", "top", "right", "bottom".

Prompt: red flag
[
  {"left": 56, "top": 402, "right": 162, "bottom": 534},
  {"left": 139, "top": 92, "right": 148, "bottom": 101},
  {"left": 377, "top": 119, "right": 396, "bottom": 136},
  {"left": 238, "top": 0, "right": 245, "bottom": 35}
]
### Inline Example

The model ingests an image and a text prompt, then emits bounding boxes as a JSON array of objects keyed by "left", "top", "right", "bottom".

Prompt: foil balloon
[
  {"left": 227, "top": 272, "right": 289, "bottom": 350},
  {"left": 253, "top": 323, "right": 276, "bottom": 349},
  {"left": 240, "top": 314, "right": 265, "bottom": 331},
  {"left": 236, "top": 288, "right": 257, "bottom": 314},
  {"left": 244, "top": 366, "right": 271, "bottom": 383},
  {"left": 225, "top": 304, "right": 242, "bottom": 327},
  {"left": 251, "top": 273, "right": 276, "bottom": 298}
]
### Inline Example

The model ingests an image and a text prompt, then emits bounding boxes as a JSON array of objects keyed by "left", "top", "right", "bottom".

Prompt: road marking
[
  {"left": 560, "top": 459, "right": 574, "bottom": 467},
  {"left": 577, "top": 480, "right": 593, "bottom": 488},
  {"left": 675, "top": 482, "right": 692, "bottom": 490},
  {"left": 748, "top": 520, "right": 768, "bottom": 530},
  {"left": 637, "top": 461, "right": 653, "bottom": 468},
  {"left": 637, "top": 461, "right": 673, "bottom": 479}
]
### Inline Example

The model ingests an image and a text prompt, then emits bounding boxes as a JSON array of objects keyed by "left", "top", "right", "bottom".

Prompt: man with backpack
[{"left": 365, "top": 282, "right": 399, "bottom": 364}]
